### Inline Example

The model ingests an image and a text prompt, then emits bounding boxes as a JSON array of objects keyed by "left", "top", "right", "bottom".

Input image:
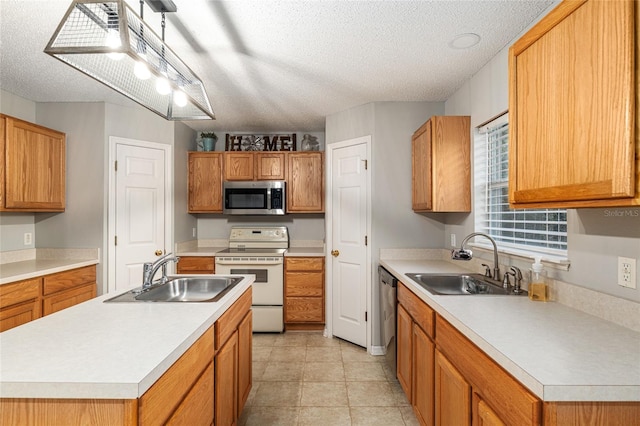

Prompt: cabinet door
[
  {"left": 166, "top": 362, "right": 214, "bottom": 426},
  {"left": 215, "top": 330, "right": 238, "bottom": 426},
  {"left": 188, "top": 152, "right": 223, "bottom": 213},
  {"left": 412, "top": 119, "right": 432, "bottom": 211},
  {"left": 256, "top": 153, "right": 286, "bottom": 180},
  {"left": 2, "top": 116, "right": 65, "bottom": 211},
  {"left": 435, "top": 349, "right": 470, "bottom": 426},
  {"left": 396, "top": 304, "right": 413, "bottom": 398},
  {"left": 509, "top": 0, "right": 638, "bottom": 208},
  {"left": 473, "top": 393, "right": 505, "bottom": 426},
  {"left": 176, "top": 256, "right": 215, "bottom": 274},
  {"left": 237, "top": 310, "right": 252, "bottom": 416},
  {"left": 224, "top": 152, "right": 255, "bottom": 180},
  {"left": 287, "top": 152, "right": 324, "bottom": 212},
  {"left": 413, "top": 324, "right": 435, "bottom": 426}
]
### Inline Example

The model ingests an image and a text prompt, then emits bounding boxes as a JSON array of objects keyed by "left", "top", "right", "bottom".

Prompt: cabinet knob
[
  {"left": 331, "top": 250, "right": 340, "bottom": 257},
  {"left": 155, "top": 250, "right": 164, "bottom": 256}
]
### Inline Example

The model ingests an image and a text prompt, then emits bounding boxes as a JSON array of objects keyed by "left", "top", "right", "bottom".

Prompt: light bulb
[
  {"left": 156, "top": 75, "right": 171, "bottom": 95},
  {"left": 174, "top": 90, "right": 188, "bottom": 107},
  {"left": 134, "top": 60, "right": 151, "bottom": 80},
  {"left": 105, "top": 29, "right": 124, "bottom": 60}
]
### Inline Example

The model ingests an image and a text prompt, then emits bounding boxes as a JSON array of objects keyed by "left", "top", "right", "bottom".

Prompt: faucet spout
[
  {"left": 142, "top": 253, "right": 180, "bottom": 290},
  {"left": 451, "top": 232, "right": 500, "bottom": 282}
]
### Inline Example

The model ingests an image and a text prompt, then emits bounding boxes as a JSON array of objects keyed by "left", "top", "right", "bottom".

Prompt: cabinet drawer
[
  {"left": 286, "top": 272, "right": 323, "bottom": 296},
  {"left": 436, "top": 316, "right": 541, "bottom": 425},
  {"left": 139, "top": 325, "right": 214, "bottom": 425},
  {"left": 398, "top": 283, "right": 434, "bottom": 338},
  {"left": 0, "top": 278, "right": 41, "bottom": 308},
  {"left": 215, "top": 287, "right": 252, "bottom": 350},
  {"left": 43, "top": 265, "right": 96, "bottom": 295},
  {"left": 285, "top": 297, "right": 324, "bottom": 323},
  {"left": 0, "top": 300, "right": 41, "bottom": 332},
  {"left": 42, "top": 282, "right": 96, "bottom": 316},
  {"left": 176, "top": 256, "right": 214, "bottom": 274},
  {"left": 286, "top": 257, "right": 324, "bottom": 271}
]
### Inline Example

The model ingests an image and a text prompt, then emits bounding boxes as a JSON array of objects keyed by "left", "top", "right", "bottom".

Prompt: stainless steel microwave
[{"left": 223, "top": 181, "right": 286, "bottom": 215}]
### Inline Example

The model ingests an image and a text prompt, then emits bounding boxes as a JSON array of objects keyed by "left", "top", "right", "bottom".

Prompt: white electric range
[{"left": 215, "top": 226, "right": 288, "bottom": 332}]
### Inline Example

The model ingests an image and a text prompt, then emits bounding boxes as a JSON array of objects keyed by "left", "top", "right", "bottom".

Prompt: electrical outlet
[
  {"left": 618, "top": 257, "right": 637, "bottom": 289},
  {"left": 192, "top": 227, "right": 197, "bottom": 238},
  {"left": 24, "top": 232, "right": 32, "bottom": 246},
  {"left": 450, "top": 233, "right": 456, "bottom": 247}
]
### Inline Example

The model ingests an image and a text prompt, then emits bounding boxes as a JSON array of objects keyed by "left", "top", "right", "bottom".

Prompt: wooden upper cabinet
[
  {"left": 412, "top": 115, "right": 471, "bottom": 212},
  {"left": 508, "top": 0, "right": 640, "bottom": 208},
  {"left": 256, "top": 153, "right": 286, "bottom": 180},
  {"left": 224, "top": 152, "right": 255, "bottom": 180},
  {"left": 224, "top": 152, "right": 286, "bottom": 181},
  {"left": 287, "top": 152, "right": 324, "bottom": 213},
  {"left": 0, "top": 114, "right": 66, "bottom": 211},
  {"left": 188, "top": 152, "right": 223, "bottom": 213}
]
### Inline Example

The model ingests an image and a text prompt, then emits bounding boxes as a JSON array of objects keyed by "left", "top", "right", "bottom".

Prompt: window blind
[{"left": 475, "top": 115, "right": 567, "bottom": 254}]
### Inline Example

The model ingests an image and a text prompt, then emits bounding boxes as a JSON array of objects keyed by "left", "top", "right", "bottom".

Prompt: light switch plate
[{"left": 618, "top": 257, "right": 637, "bottom": 289}]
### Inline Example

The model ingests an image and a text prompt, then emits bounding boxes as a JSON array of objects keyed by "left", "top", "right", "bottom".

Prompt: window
[{"left": 474, "top": 113, "right": 567, "bottom": 256}]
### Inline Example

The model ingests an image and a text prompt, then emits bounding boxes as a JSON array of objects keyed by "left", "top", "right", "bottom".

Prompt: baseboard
[{"left": 370, "top": 345, "right": 386, "bottom": 356}]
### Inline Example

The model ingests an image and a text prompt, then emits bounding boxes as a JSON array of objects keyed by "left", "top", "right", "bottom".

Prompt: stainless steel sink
[
  {"left": 104, "top": 275, "right": 243, "bottom": 303},
  {"left": 405, "top": 273, "right": 518, "bottom": 295}
]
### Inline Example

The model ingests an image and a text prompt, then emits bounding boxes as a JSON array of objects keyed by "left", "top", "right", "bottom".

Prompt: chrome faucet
[
  {"left": 142, "top": 253, "right": 180, "bottom": 290},
  {"left": 452, "top": 232, "right": 501, "bottom": 282},
  {"left": 509, "top": 266, "right": 524, "bottom": 294}
]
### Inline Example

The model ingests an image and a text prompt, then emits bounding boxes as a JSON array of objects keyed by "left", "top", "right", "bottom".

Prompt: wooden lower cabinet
[
  {"left": 397, "top": 283, "right": 435, "bottom": 425},
  {"left": 0, "top": 265, "right": 96, "bottom": 331},
  {"left": 176, "top": 256, "right": 215, "bottom": 274},
  {"left": 0, "top": 287, "right": 253, "bottom": 426},
  {"left": 0, "top": 277, "right": 41, "bottom": 332},
  {"left": 473, "top": 393, "right": 505, "bottom": 426},
  {"left": 215, "top": 330, "right": 238, "bottom": 426},
  {"left": 284, "top": 257, "right": 325, "bottom": 330},
  {"left": 435, "top": 349, "right": 471, "bottom": 425}
]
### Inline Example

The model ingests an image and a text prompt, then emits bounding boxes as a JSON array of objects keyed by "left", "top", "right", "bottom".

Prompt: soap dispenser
[{"left": 528, "top": 257, "right": 548, "bottom": 302}]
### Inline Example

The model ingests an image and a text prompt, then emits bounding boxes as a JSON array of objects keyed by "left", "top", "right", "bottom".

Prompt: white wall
[
  {"left": 174, "top": 122, "right": 198, "bottom": 246},
  {"left": 444, "top": 18, "right": 640, "bottom": 303}
]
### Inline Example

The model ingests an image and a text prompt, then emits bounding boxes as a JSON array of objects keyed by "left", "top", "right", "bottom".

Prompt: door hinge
[
  {"left": 115, "top": 236, "right": 117, "bottom": 246},
  {"left": 114, "top": 161, "right": 118, "bottom": 172},
  {"left": 364, "top": 159, "right": 368, "bottom": 170},
  {"left": 365, "top": 311, "right": 368, "bottom": 322},
  {"left": 365, "top": 235, "right": 368, "bottom": 246}
]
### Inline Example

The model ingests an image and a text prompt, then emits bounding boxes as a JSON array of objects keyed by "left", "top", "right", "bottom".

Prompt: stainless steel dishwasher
[{"left": 379, "top": 265, "right": 398, "bottom": 376}]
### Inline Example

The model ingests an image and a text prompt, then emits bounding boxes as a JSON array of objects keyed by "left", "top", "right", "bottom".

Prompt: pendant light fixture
[{"left": 45, "top": 0, "right": 215, "bottom": 121}]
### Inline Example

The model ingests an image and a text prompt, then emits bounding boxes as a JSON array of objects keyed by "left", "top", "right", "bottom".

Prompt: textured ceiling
[{"left": 0, "top": 0, "right": 554, "bottom": 132}]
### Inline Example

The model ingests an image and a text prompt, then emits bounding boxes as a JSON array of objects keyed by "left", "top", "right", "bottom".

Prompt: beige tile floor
[{"left": 239, "top": 332, "right": 420, "bottom": 426}]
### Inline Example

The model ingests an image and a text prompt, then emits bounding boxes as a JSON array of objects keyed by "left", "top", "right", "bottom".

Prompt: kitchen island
[
  {"left": 381, "top": 257, "right": 640, "bottom": 424},
  {"left": 0, "top": 274, "right": 254, "bottom": 425}
]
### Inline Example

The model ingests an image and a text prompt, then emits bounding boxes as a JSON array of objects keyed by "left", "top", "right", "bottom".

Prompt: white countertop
[
  {"left": 175, "top": 246, "right": 226, "bottom": 256},
  {"left": 0, "top": 258, "right": 99, "bottom": 285},
  {"left": 380, "top": 259, "right": 640, "bottom": 402},
  {"left": 0, "top": 275, "right": 254, "bottom": 399},
  {"left": 285, "top": 247, "right": 325, "bottom": 257}
]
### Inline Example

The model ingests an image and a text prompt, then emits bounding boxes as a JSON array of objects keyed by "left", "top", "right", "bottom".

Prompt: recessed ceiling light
[{"left": 449, "top": 33, "right": 481, "bottom": 50}]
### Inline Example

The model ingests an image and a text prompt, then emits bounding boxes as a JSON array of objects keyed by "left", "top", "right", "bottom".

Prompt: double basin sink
[
  {"left": 105, "top": 275, "right": 243, "bottom": 303},
  {"left": 406, "top": 273, "right": 523, "bottom": 296}
]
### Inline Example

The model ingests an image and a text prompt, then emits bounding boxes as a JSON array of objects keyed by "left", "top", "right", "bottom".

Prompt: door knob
[
  {"left": 155, "top": 250, "right": 164, "bottom": 256},
  {"left": 331, "top": 250, "right": 340, "bottom": 257}
]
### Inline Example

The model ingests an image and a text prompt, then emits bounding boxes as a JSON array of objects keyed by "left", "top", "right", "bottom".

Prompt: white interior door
[
  {"left": 330, "top": 138, "right": 369, "bottom": 347},
  {"left": 109, "top": 138, "right": 171, "bottom": 293}
]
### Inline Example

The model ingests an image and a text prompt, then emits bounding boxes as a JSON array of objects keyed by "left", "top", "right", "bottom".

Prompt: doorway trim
[
  {"left": 325, "top": 135, "right": 372, "bottom": 352},
  {"left": 107, "top": 136, "right": 173, "bottom": 293}
]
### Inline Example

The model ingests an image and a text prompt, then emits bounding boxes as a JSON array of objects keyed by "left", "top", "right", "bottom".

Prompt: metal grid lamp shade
[{"left": 45, "top": 0, "right": 215, "bottom": 121}]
